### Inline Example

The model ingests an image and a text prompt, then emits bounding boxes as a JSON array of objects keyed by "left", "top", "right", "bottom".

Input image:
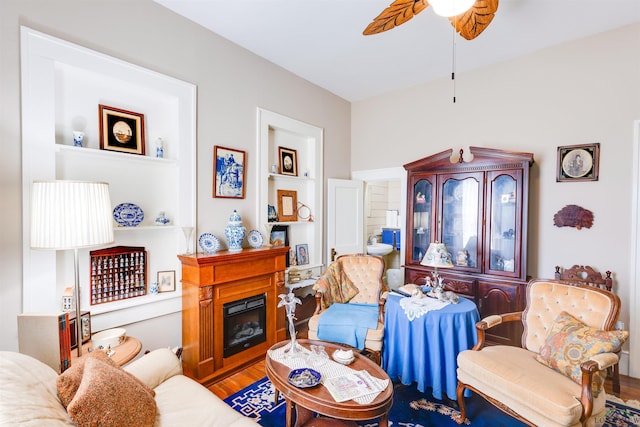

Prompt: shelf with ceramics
[
  {"left": 21, "top": 27, "right": 196, "bottom": 334},
  {"left": 268, "top": 172, "right": 314, "bottom": 181},
  {"left": 258, "top": 108, "right": 323, "bottom": 278},
  {"left": 56, "top": 144, "right": 178, "bottom": 165},
  {"left": 113, "top": 225, "right": 178, "bottom": 231}
]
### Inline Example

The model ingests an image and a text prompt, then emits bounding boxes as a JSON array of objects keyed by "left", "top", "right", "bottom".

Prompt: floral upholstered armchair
[
  {"left": 455, "top": 279, "right": 628, "bottom": 427},
  {"left": 307, "top": 254, "right": 387, "bottom": 364}
]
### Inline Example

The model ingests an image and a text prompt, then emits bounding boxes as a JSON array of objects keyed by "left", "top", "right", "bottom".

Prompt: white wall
[
  {"left": 352, "top": 24, "right": 640, "bottom": 371},
  {"left": 0, "top": 0, "right": 351, "bottom": 351}
]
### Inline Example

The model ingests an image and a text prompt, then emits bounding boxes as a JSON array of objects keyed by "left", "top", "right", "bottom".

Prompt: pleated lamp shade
[
  {"left": 30, "top": 181, "right": 114, "bottom": 250},
  {"left": 420, "top": 242, "right": 454, "bottom": 269}
]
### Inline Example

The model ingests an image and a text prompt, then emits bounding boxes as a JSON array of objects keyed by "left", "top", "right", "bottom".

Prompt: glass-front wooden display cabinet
[{"left": 404, "top": 147, "right": 534, "bottom": 346}]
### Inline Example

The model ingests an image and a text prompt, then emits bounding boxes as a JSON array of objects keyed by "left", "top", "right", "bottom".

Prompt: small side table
[{"left": 71, "top": 336, "right": 142, "bottom": 367}]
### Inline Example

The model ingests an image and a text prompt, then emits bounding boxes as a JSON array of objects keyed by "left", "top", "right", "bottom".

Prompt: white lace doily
[
  {"left": 267, "top": 344, "right": 389, "bottom": 404},
  {"left": 399, "top": 296, "right": 450, "bottom": 321}
]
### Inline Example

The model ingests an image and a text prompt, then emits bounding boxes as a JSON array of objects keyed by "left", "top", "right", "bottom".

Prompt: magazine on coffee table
[{"left": 322, "top": 370, "right": 385, "bottom": 402}]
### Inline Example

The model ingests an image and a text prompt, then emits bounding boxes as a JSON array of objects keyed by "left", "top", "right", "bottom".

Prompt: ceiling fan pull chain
[{"left": 451, "top": 15, "right": 457, "bottom": 103}]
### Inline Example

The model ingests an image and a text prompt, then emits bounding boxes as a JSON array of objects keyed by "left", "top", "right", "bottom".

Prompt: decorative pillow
[
  {"left": 313, "top": 262, "right": 359, "bottom": 310},
  {"left": 67, "top": 357, "right": 157, "bottom": 427},
  {"left": 535, "top": 311, "right": 629, "bottom": 395},
  {"left": 57, "top": 349, "right": 119, "bottom": 408}
]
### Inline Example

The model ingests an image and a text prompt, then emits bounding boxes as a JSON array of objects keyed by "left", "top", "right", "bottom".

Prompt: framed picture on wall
[
  {"left": 157, "top": 270, "right": 176, "bottom": 293},
  {"left": 277, "top": 189, "right": 297, "bottom": 222},
  {"left": 213, "top": 145, "right": 246, "bottom": 198},
  {"left": 278, "top": 146, "right": 298, "bottom": 176},
  {"left": 99, "top": 105, "right": 145, "bottom": 155},
  {"left": 556, "top": 143, "right": 600, "bottom": 182}
]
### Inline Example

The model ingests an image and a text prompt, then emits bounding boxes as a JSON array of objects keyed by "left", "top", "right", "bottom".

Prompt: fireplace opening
[{"left": 223, "top": 294, "right": 266, "bottom": 358}]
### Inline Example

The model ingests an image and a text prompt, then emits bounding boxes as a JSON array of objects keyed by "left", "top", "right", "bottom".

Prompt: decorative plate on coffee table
[{"left": 288, "top": 368, "right": 321, "bottom": 388}]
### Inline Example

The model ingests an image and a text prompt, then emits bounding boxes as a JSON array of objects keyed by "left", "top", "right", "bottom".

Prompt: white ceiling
[{"left": 154, "top": 0, "right": 640, "bottom": 102}]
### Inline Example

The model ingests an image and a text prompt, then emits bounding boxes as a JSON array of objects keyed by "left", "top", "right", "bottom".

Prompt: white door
[{"left": 327, "top": 179, "right": 364, "bottom": 263}]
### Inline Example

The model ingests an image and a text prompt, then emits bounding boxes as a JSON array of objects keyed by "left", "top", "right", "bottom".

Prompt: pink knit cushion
[
  {"left": 67, "top": 357, "right": 157, "bottom": 426},
  {"left": 56, "top": 350, "right": 118, "bottom": 408}
]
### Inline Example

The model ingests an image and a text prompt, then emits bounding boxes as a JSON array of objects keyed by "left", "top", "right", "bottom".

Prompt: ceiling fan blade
[
  {"left": 449, "top": 0, "right": 498, "bottom": 40},
  {"left": 363, "top": 0, "right": 428, "bottom": 35}
]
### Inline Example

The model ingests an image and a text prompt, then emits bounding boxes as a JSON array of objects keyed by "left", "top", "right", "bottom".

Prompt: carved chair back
[{"left": 554, "top": 264, "right": 612, "bottom": 291}]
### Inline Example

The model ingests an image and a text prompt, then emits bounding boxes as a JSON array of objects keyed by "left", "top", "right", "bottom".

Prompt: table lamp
[
  {"left": 30, "top": 181, "right": 114, "bottom": 356},
  {"left": 420, "top": 242, "right": 454, "bottom": 292}
]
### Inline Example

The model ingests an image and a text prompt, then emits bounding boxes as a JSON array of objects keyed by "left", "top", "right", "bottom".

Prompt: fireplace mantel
[{"left": 178, "top": 246, "right": 288, "bottom": 386}]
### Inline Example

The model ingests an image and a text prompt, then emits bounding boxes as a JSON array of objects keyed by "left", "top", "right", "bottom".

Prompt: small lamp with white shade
[
  {"left": 420, "top": 242, "right": 454, "bottom": 294},
  {"left": 30, "top": 180, "right": 114, "bottom": 356}
]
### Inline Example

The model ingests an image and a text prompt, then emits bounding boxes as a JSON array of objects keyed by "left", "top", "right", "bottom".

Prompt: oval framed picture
[{"left": 556, "top": 143, "right": 599, "bottom": 182}]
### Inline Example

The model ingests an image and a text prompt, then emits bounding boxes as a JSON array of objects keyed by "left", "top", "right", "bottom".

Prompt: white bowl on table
[
  {"left": 332, "top": 349, "right": 355, "bottom": 365},
  {"left": 92, "top": 328, "right": 127, "bottom": 349}
]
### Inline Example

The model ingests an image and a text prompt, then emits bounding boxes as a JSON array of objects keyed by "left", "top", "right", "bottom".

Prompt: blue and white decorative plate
[
  {"left": 113, "top": 203, "right": 144, "bottom": 227},
  {"left": 247, "top": 229, "right": 263, "bottom": 248},
  {"left": 288, "top": 368, "right": 321, "bottom": 388},
  {"left": 199, "top": 233, "right": 220, "bottom": 253}
]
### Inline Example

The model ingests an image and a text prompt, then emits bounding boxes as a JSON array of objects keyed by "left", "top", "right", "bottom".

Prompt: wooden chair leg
[
  {"left": 611, "top": 363, "right": 621, "bottom": 397},
  {"left": 454, "top": 382, "right": 468, "bottom": 425}
]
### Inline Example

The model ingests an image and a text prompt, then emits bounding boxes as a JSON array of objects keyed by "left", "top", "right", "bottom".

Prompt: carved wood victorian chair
[
  {"left": 307, "top": 254, "right": 387, "bottom": 364},
  {"left": 554, "top": 264, "right": 619, "bottom": 396},
  {"left": 455, "top": 279, "right": 627, "bottom": 427}
]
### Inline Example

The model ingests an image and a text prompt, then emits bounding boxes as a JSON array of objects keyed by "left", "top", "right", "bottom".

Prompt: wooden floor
[{"left": 209, "top": 359, "right": 640, "bottom": 403}]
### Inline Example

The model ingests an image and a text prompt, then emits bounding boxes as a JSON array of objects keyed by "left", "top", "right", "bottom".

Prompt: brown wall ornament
[{"left": 553, "top": 205, "right": 594, "bottom": 229}]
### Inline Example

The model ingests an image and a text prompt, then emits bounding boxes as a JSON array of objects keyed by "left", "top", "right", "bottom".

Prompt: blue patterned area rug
[{"left": 224, "top": 377, "right": 640, "bottom": 427}]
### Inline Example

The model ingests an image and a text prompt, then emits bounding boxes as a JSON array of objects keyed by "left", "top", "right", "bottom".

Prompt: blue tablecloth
[{"left": 382, "top": 292, "right": 479, "bottom": 400}]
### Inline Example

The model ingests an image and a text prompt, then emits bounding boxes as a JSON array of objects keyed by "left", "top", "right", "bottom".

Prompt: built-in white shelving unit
[
  {"left": 20, "top": 27, "right": 196, "bottom": 332},
  {"left": 256, "top": 108, "right": 324, "bottom": 283}
]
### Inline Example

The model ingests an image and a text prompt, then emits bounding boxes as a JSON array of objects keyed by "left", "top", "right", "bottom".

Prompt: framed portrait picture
[
  {"left": 277, "top": 189, "right": 297, "bottom": 222},
  {"left": 157, "top": 270, "right": 176, "bottom": 293},
  {"left": 296, "top": 244, "right": 309, "bottom": 265},
  {"left": 556, "top": 143, "right": 600, "bottom": 182},
  {"left": 214, "top": 146, "right": 246, "bottom": 198},
  {"left": 278, "top": 146, "right": 298, "bottom": 176},
  {"left": 99, "top": 104, "right": 145, "bottom": 155}
]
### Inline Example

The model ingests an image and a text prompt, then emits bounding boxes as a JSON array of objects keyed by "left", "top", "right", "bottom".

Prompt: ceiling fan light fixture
[{"left": 429, "top": 0, "right": 476, "bottom": 17}]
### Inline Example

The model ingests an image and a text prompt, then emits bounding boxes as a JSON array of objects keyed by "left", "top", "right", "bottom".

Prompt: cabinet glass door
[
  {"left": 486, "top": 171, "right": 521, "bottom": 276},
  {"left": 440, "top": 174, "right": 482, "bottom": 271},
  {"left": 410, "top": 177, "right": 433, "bottom": 262}
]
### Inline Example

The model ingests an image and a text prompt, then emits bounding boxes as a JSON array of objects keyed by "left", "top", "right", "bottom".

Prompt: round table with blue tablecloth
[{"left": 382, "top": 292, "right": 479, "bottom": 400}]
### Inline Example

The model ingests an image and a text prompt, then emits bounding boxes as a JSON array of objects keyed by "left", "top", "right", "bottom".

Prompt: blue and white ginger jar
[{"left": 224, "top": 209, "right": 246, "bottom": 252}]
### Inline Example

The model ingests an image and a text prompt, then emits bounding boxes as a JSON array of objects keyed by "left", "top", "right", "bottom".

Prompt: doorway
[{"left": 352, "top": 167, "right": 407, "bottom": 289}]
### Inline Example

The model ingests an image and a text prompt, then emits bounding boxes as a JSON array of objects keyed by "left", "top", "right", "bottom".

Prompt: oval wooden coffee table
[{"left": 266, "top": 339, "right": 393, "bottom": 427}]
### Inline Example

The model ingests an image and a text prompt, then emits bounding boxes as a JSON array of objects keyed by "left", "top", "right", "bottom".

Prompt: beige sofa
[{"left": 0, "top": 348, "right": 257, "bottom": 426}]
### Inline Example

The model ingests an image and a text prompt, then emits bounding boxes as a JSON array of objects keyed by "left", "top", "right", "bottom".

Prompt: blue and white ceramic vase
[{"left": 224, "top": 209, "right": 246, "bottom": 252}]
